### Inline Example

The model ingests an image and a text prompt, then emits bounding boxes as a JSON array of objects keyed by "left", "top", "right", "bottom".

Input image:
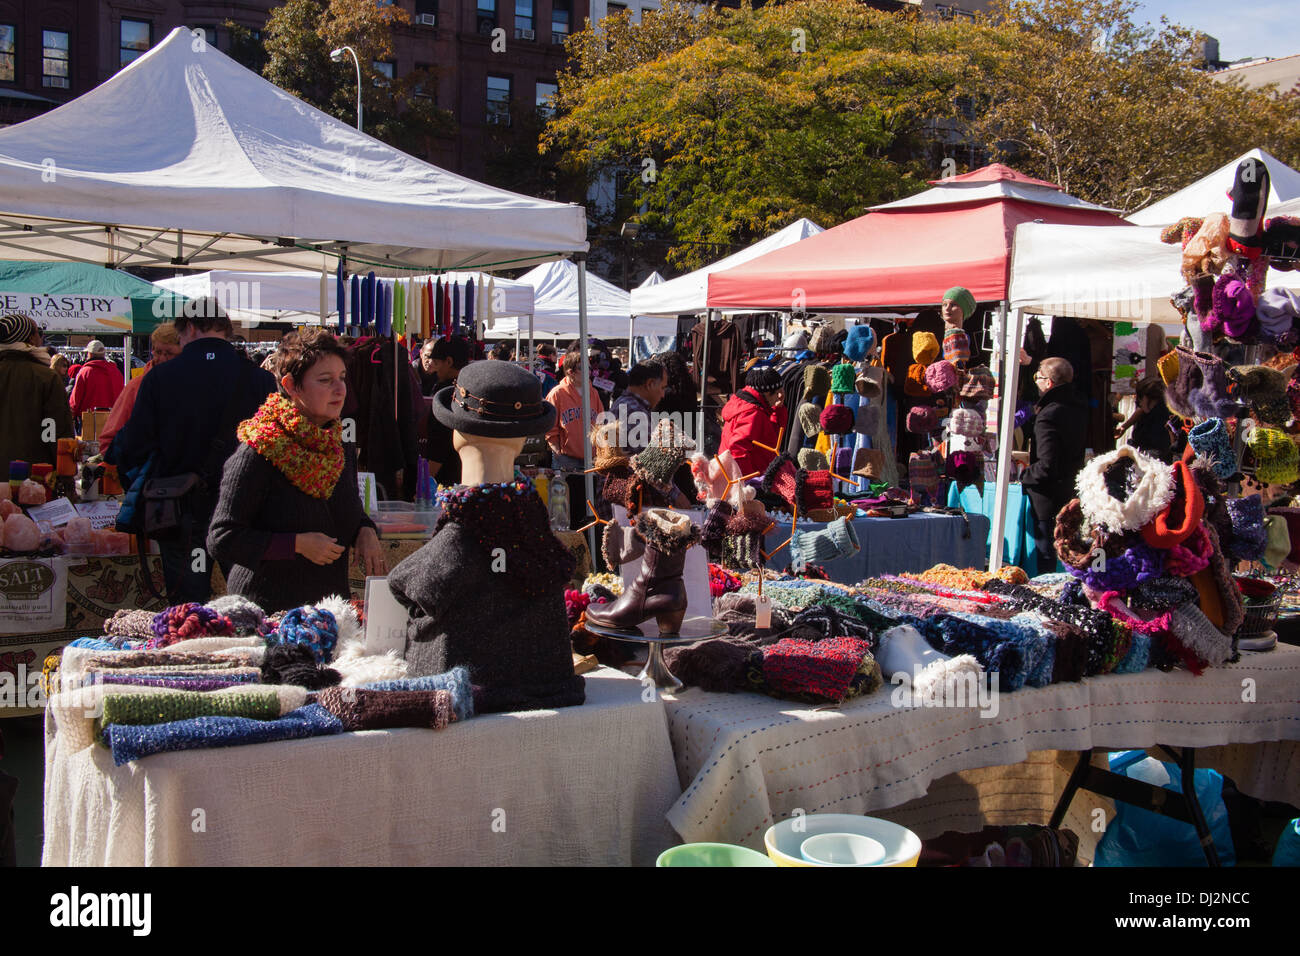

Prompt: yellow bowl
[{"left": 764, "top": 814, "right": 921, "bottom": 867}]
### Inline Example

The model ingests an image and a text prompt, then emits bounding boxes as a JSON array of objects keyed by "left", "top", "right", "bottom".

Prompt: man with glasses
[{"left": 1021, "top": 357, "right": 1088, "bottom": 576}]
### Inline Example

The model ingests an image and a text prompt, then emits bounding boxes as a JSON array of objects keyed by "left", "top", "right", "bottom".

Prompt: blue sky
[{"left": 1135, "top": 2, "right": 1298, "bottom": 61}]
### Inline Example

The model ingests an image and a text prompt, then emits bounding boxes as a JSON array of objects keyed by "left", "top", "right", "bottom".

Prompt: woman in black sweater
[{"left": 208, "top": 329, "right": 385, "bottom": 611}]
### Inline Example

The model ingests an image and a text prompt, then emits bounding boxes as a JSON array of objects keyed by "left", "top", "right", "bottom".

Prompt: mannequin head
[{"left": 454, "top": 432, "right": 527, "bottom": 485}]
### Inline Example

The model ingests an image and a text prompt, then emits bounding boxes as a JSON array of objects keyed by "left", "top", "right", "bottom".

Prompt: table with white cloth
[
  {"left": 662, "top": 644, "right": 1300, "bottom": 857},
  {"left": 947, "top": 481, "right": 1037, "bottom": 571},
  {"left": 763, "top": 512, "right": 991, "bottom": 583},
  {"left": 42, "top": 668, "right": 680, "bottom": 866}
]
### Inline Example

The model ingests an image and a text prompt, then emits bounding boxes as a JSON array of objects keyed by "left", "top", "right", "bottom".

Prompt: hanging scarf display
[
  {"left": 394, "top": 280, "right": 405, "bottom": 339},
  {"left": 443, "top": 279, "right": 452, "bottom": 337},
  {"left": 435, "top": 277, "right": 444, "bottom": 338},
  {"left": 465, "top": 277, "right": 475, "bottom": 335},
  {"left": 486, "top": 277, "right": 496, "bottom": 330},
  {"left": 237, "top": 394, "right": 345, "bottom": 499},
  {"left": 452, "top": 281, "right": 461, "bottom": 335},
  {"left": 349, "top": 274, "right": 360, "bottom": 330},
  {"left": 424, "top": 279, "right": 433, "bottom": 339},
  {"left": 336, "top": 260, "right": 346, "bottom": 334}
]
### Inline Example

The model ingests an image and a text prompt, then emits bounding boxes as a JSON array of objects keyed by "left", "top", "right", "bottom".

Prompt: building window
[
  {"left": 536, "top": 80, "right": 557, "bottom": 115},
  {"left": 413, "top": 63, "right": 434, "bottom": 98},
  {"left": 373, "top": 60, "right": 394, "bottom": 87},
  {"left": 120, "top": 19, "right": 151, "bottom": 66},
  {"left": 477, "top": 0, "right": 497, "bottom": 34},
  {"left": 552, "top": 0, "right": 571, "bottom": 42},
  {"left": 486, "top": 74, "right": 511, "bottom": 125},
  {"left": 0, "top": 25, "right": 15, "bottom": 82},
  {"left": 515, "top": 0, "right": 534, "bottom": 36},
  {"left": 935, "top": 4, "right": 975, "bottom": 21},
  {"left": 43, "top": 30, "right": 70, "bottom": 88},
  {"left": 607, "top": 2, "right": 627, "bottom": 17}
]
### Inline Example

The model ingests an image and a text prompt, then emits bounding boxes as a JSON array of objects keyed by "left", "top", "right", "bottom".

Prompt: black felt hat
[{"left": 433, "top": 360, "right": 556, "bottom": 437}]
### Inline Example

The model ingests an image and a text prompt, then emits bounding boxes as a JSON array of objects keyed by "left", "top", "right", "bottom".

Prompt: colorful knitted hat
[
  {"left": 1228, "top": 365, "right": 1290, "bottom": 426},
  {"left": 904, "top": 363, "right": 932, "bottom": 396},
  {"left": 1167, "top": 347, "right": 1245, "bottom": 421},
  {"left": 1187, "top": 418, "right": 1235, "bottom": 478},
  {"left": 819, "top": 404, "right": 854, "bottom": 435},
  {"left": 943, "top": 286, "right": 977, "bottom": 322},
  {"left": 803, "top": 364, "right": 831, "bottom": 401},
  {"left": 908, "top": 451, "right": 940, "bottom": 505},
  {"left": 801, "top": 469, "right": 834, "bottom": 511},
  {"left": 1248, "top": 426, "right": 1299, "bottom": 486},
  {"left": 948, "top": 450, "right": 984, "bottom": 490},
  {"left": 1155, "top": 350, "right": 1180, "bottom": 386},
  {"left": 809, "top": 325, "right": 835, "bottom": 354},
  {"left": 1075, "top": 446, "right": 1176, "bottom": 534},
  {"left": 798, "top": 402, "right": 822, "bottom": 437},
  {"left": 1140, "top": 460, "right": 1204, "bottom": 549},
  {"left": 959, "top": 365, "right": 995, "bottom": 401},
  {"left": 791, "top": 516, "right": 860, "bottom": 572},
  {"left": 830, "top": 362, "right": 856, "bottom": 394},
  {"left": 797, "top": 448, "right": 829, "bottom": 471},
  {"left": 906, "top": 405, "right": 941, "bottom": 433},
  {"left": 949, "top": 406, "right": 984, "bottom": 439},
  {"left": 843, "top": 324, "right": 876, "bottom": 361},
  {"left": 1263, "top": 514, "right": 1291, "bottom": 569},
  {"left": 1212, "top": 274, "right": 1257, "bottom": 339},
  {"left": 632, "top": 442, "right": 685, "bottom": 488},
  {"left": 0, "top": 312, "right": 37, "bottom": 345},
  {"left": 912, "top": 331, "right": 940, "bottom": 365},
  {"left": 761, "top": 454, "right": 800, "bottom": 509},
  {"left": 924, "top": 359, "right": 959, "bottom": 393},
  {"left": 942, "top": 327, "right": 970, "bottom": 369},
  {"left": 832, "top": 445, "right": 853, "bottom": 474}
]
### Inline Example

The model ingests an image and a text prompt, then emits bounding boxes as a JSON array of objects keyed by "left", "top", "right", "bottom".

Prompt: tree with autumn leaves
[{"left": 544, "top": 0, "right": 1300, "bottom": 270}]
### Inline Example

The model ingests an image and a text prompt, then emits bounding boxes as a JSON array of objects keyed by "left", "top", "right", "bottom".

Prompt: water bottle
[{"left": 548, "top": 477, "right": 570, "bottom": 530}]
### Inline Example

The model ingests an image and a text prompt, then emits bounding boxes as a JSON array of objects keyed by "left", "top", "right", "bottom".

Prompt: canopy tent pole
[
  {"left": 989, "top": 302, "right": 1024, "bottom": 573},
  {"left": 527, "top": 307, "right": 534, "bottom": 370},
  {"left": 698, "top": 309, "right": 712, "bottom": 450},
  {"left": 123, "top": 333, "right": 130, "bottom": 379},
  {"left": 515, "top": 328, "right": 521, "bottom": 361},
  {"left": 575, "top": 254, "right": 596, "bottom": 558},
  {"left": 628, "top": 314, "right": 635, "bottom": 365}
]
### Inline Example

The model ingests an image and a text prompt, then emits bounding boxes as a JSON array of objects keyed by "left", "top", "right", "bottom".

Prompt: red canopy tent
[{"left": 705, "top": 164, "right": 1127, "bottom": 310}]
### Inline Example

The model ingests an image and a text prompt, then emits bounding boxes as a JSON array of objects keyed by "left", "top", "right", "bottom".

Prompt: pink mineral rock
[{"left": 3, "top": 513, "right": 40, "bottom": 552}]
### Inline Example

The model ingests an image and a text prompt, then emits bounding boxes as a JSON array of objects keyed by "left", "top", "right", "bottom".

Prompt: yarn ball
[
  {"left": 206, "top": 594, "right": 267, "bottom": 635},
  {"left": 273, "top": 606, "right": 339, "bottom": 665},
  {"left": 565, "top": 589, "right": 591, "bottom": 626},
  {"left": 819, "top": 404, "right": 855, "bottom": 435},
  {"left": 147, "top": 603, "right": 235, "bottom": 650},
  {"left": 924, "top": 359, "right": 959, "bottom": 393},
  {"left": 261, "top": 642, "right": 342, "bottom": 690}
]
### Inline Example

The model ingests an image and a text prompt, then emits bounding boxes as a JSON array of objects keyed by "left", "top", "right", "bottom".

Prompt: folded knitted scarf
[
  {"left": 86, "top": 650, "right": 254, "bottom": 671},
  {"left": 261, "top": 642, "right": 342, "bottom": 689},
  {"left": 97, "top": 673, "right": 258, "bottom": 692},
  {"left": 317, "top": 687, "right": 456, "bottom": 731},
  {"left": 662, "top": 638, "right": 762, "bottom": 693},
  {"left": 787, "top": 604, "right": 877, "bottom": 650},
  {"left": 359, "top": 667, "right": 476, "bottom": 722},
  {"left": 237, "top": 393, "right": 344, "bottom": 498},
  {"left": 104, "top": 608, "right": 157, "bottom": 640},
  {"left": 101, "top": 685, "right": 305, "bottom": 727},
  {"left": 712, "top": 591, "right": 795, "bottom": 642},
  {"left": 758, "top": 637, "right": 879, "bottom": 704},
  {"left": 103, "top": 704, "right": 344, "bottom": 766}
]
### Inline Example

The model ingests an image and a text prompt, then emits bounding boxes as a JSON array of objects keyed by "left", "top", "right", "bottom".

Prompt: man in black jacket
[
  {"left": 1022, "top": 357, "right": 1088, "bottom": 576},
  {"left": 109, "top": 298, "right": 276, "bottom": 603}
]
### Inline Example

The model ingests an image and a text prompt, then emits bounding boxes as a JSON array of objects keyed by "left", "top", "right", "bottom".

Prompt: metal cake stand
[{"left": 582, "top": 616, "right": 726, "bottom": 691}]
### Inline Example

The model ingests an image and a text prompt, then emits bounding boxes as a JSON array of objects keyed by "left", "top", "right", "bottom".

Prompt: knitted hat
[
  {"left": 854, "top": 403, "right": 879, "bottom": 435},
  {"left": 942, "top": 328, "right": 970, "bottom": 369},
  {"left": 797, "top": 448, "right": 829, "bottom": 471},
  {"left": 1224, "top": 494, "right": 1267, "bottom": 561},
  {"left": 746, "top": 366, "right": 782, "bottom": 392},
  {"left": 809, "top": 325, "right": 835, "bottom": 354},
  {"left": 819, "top": 404, "right": 854, "bottom": 435},
  {"left": 634, "top": 507, "right": 701, "bottom": 556},
  {"left": 904, "top": 363, "right": 932, "bottom": 397},
  {"left": 925, "top": 359, "right": 959, "bottom": 393},
  {"left": 948, "top": 450, "right": 984, "bottom": 490},
  {"left": 949, "top": 406, "right": 984, "bottom": 439},
  {"left": 852, "top": 447, "right": 887, "bottom": 479},
  {"left": 1263, "top": 514, "right": 1291, "bottom": 569},
  {"left": 1167, "top": 347, "right": 1245, "bottom": 421},
  {"left": 906, "top": 405, "right": 941, "bottom": 433},
  {"left": 783, "top": 329, "right": 809, "bottom": 351},
  {"left": 803, "top": 364, "right": 831, "bottom": 401},
  {"left": 855, "top": 367, "right": 884, "bottom": 400},
  {"left": 761, "top": 455, "right": 800, "bottom": 509},
  {"left": 591, "top": 421, "right": 631, "bottom": 471},
  {"left": 959, "top": 365, "right": 994, "bottom": 401},
  {"left": 1140, "top": 460, "right": 1204, "bottom": 549},
  {"left": 1258, "top": 288, "right": 1300, "bottom": 336},
  {"left": 0, "top": 312, "right": 37, "bottom": 345},
  {"left": 1076, "top": 446, "right": 1176, "bottom": 533},
  {"left": 1247, "top": 425, "right": 1299, "bottom": 486},
  {"left": 912, "top": 331, "right": 940, "bottom": 365},
  {"left": 830, "top": 362, "right": 856, "bottom": 394},
  {"left": 632, "top": 442, "right": 685, "bottom": 488},
  {"left": 843, "top": 324, "right": 876, "bottom": 361},
  {"left": 797, "top": 402, "right": 822, "bottom": 437},
  {"left": 790, "top": 516, "right": 860, "bottom": 572},
  {"left": 832, "top": 445, "right": 853, "bottom": 474},
  {"left": 1187, "top": 418, "right": 1236, "bottom": 478},
  {"left": 1228, "top": 365, "right": 1290, "bottom": 426},
  {"left": 801, "top": 469, "right": 834, "bottom": 511},
  {"left": 943, "top": 287, "right": 977, "bottom": 322},
  {"left": 1212, "top": 274, "right": 1257, "bottom": 338},
  {"left": 1155, "top": 350, "right": 1180, "bottom": 386},
  {"left": 908, "top": 451, "right": 940, "bottom": 505}
]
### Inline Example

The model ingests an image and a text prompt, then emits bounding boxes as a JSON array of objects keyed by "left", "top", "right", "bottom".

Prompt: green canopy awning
[{"left": 0, "top": 260, "right": 185, "bottom": 334}]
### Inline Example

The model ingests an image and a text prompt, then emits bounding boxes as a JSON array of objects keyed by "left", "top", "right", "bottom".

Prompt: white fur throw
[{"left": 1075, "top": 446, "right": 1175, "bottom": 533}]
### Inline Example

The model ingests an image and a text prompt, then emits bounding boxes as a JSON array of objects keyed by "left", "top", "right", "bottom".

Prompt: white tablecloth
[
  {"left": 664, "top": 643, "right": 1300, "bottom": 849},
  {"left": 43, "top": 668, "right": 680, "bottom": 866}
]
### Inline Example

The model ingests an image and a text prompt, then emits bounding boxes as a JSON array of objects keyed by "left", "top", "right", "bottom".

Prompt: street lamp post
[{"left": 330, "top": 46, "right": 363, "bottom": 132}]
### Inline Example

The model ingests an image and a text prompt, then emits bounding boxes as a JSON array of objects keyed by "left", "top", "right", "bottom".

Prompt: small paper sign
[
  {"left": 25, "top": 497, "right": 78, "bottom": 528},
  {"left": 74, "top": 500, "right": 121, "bottom": 529},
  {"left": 755, "top": 593, "right": 773, "bottom": 630},
  {"left": 364, "top": 576, "right": 409, "bottom": 656}
]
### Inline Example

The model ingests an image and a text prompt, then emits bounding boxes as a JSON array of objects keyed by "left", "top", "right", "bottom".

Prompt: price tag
[{"left": 755, "top": 593, "right": 772, "bottom": 630}]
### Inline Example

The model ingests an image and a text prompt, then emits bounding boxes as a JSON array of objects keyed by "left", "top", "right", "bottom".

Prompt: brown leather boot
[{"left": 585, "top": 509, "right": 700, "bottom": 633}]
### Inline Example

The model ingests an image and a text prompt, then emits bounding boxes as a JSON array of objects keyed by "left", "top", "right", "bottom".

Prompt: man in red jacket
[
  {"left": 720, "top": 367, "right": 788, "bottom": 476},
  {"left": 69, "top": 339, "right": 125, "bottom": 417}
]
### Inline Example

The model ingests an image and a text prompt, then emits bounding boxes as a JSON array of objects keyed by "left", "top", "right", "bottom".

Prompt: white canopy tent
[
  {"left": 0, "top": 28, "right": 587, "bottom": 273},
  {"left": 1128, "top": 148, "right": 1300, "bottom": 226},
  {"left": 488, "top": 259, "right": 678, "bottom": 340}
]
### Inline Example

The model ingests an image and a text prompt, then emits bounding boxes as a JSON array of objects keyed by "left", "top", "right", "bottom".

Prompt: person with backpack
[{"left": 109, "top": 298, "right": 276, "bottom": 603}]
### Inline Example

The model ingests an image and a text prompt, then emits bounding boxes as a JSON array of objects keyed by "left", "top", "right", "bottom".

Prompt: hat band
[{"left": 454, "top": 383, "right": 544, "bottom": 420}]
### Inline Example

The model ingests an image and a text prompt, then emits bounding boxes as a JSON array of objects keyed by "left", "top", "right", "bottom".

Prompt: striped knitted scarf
[{"left": 237, "top": 393, "right": 344, "bottom": 499}]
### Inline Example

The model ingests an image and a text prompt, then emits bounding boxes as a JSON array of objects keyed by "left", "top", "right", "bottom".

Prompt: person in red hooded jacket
[
  {"left": 68, "top": 339, "right": 125, "bottom": 417},
  {"left": 720, "top": 366, "right": 788, "bottom": 477}
]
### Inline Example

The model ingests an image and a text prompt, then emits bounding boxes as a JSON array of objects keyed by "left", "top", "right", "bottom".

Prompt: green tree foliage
[{"left": 256, "top": 0, "right": 454, "bottom": 158}]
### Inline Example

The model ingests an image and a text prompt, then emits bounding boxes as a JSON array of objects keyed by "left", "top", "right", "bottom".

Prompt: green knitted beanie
[{"left": 943, "top": 286, "right": 977, "bottom": 321}]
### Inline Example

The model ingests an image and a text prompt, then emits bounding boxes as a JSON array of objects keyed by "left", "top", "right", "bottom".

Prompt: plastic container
[{"left": 800, "top": 833, "right": 887, "bottom": 866}]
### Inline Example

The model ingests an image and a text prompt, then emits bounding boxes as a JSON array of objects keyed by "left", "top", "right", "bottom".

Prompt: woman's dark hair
[
  {"left": 1134, "top": 377, "right": 1165, "bottom": 404},
  {"left": 746, "top": 366, "right": 782, "bottom": 392},
  {"left": 275, "top": 328, "right": 348, "bottom": 387},
  {"left": 627, "top": 359, "right": 666, "bottom": 388},
  {"left": 654, "top": 350, "right": 696, "bottom": 414},
  {"left": 490, "top": 343, "right": 513, "bottom": 361}
]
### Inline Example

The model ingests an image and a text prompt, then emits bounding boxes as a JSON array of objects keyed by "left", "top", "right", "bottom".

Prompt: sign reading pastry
[{"left": 0, "top": 292, "right": 134, "bottom": 333}]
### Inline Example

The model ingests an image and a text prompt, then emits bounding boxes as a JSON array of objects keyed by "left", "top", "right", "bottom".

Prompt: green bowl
[{"left": 656, "top": 843, "right": 777, "bottom": 867}]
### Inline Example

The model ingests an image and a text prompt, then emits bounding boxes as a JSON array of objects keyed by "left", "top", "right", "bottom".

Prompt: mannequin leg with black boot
[{"left": 585, "top": 509, "right": 700, "bottom": 633}]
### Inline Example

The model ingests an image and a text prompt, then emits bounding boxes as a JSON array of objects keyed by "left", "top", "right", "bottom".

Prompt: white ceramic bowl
[{"left": 800, "top": 832, "right": 887, "bottom": 866}]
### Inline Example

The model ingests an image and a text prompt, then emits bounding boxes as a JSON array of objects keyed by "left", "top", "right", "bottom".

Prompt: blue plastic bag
[{"left": 1094, "top": 750, "right": 1236, "bottom": 867}]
